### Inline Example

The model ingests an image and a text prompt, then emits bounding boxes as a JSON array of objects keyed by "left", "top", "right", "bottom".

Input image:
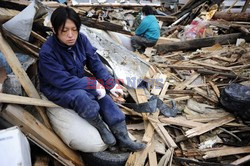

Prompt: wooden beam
[
  {"left": 0, "top": 7, "right": 19, "bottom": 24},
  {"left": 117, "top": 103, "right": 142, "bottom": 117},
  {"left": 190, "top": 60, "right": 232, "bottom": 71},
  {"left": 0, "top": 32, "right": 51, "bottom": 129},
  {"left": 156, "top": 33, "right": 246, "bottom": 53},
  {"left": 31, "top": 31, "right": 46, "bottom": 43},
  {"left": 80, "top": 16, "right": 132, "bottom": 35},
  {"left": 226, "top": 0, "right": 240, "bottom": 12},
  {"left": 155, "top": 15, "right": 177, "bottom": 23},
  {"left": 0, "top": 93, "right": 59, "bottom": 107},
  {"left": 185, "top": 112, "right": 229, "bottom": 123},
  {"left": 162, "top": 65, "right": 203, "bottom": 70},
  {"left": 1, "top": 104, "right": 83, "bottom": 166},
  {"left": 0, "top": 0, "right": 27, "bottom": 11},
  {"left": 172, "top": 0, "right": 207, "bottom": 18},
  {"left": 196, "top": 68, "right": 238, "bottom": 79},
  {"left": 242, "top": 0, "right": 250, "bottom": 13},
  {"left": 213, "top": 12, "right": 250, "bottom": 21},
  {"left": 3, "top": 29, "right": 39, "bottom": 58}
]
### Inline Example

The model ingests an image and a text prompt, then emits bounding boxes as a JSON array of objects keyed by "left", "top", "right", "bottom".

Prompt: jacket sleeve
[
  {"left": 135, "top": 18, "right": 149, "bottom": 36},
  {"left": 39, "top": 50, "right": 97, "bottom": 92},
  {"left": 81, "top": 34, "right": 116, "bottom": 90}
]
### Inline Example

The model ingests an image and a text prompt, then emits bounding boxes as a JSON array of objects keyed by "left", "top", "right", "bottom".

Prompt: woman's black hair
[
  {"left": 50, "top": 6, "right": 81, "bottom": 35},
  {"left": 142, "top": 5, "right": 154, "bottom": 16}
]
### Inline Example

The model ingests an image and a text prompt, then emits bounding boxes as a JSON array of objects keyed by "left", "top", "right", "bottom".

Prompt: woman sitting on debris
[
  {"left": 131, "top": 5, "right": 160, "bottom": 53},
  {"left": 38, "top": 6, "right": 145, "bottom": 152}
]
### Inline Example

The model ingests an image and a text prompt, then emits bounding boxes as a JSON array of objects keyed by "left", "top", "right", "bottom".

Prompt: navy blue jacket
[{"left": 38, "top": 33, "right": 114, "bottom": 99}]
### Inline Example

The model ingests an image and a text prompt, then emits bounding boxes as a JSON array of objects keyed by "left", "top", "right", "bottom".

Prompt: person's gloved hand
[
  {"left": 96, "top": 81, "right": 106, "bottom": 100},
  {"left": 110, "top": 84, "right": 123, "bottom": 97}
]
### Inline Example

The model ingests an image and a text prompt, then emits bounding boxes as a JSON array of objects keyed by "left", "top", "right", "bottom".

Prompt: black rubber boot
[
  {"left": 87, "top": 115, "right": 116, "bottom": 146},
  {"left": 111, "top": 121, "right": 146, "bottom": 152}
]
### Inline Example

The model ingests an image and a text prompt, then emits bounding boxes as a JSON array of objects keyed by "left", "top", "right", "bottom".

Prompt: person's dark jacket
[{"left": 38, "top": 33, "right": 114, "bottom": 99}]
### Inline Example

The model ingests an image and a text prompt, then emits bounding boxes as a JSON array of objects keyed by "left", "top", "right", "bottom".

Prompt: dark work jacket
[{"left": 38, "top": 33, "right": 115, "bottom": 99}]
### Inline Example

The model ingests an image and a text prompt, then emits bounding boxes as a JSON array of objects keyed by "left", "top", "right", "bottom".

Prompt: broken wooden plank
[
  {"left": 80, "top": 16, "right": 132, "bottom": 35},
  {"left": 31, "top": 31, "right": 46, "bottom": 43},
  {"left": 158, "top": 148, "right": 174, "bottom": 166},
  {"left": 174, "top": 73, "right": 200, "bottom": 90},
  {"left": 190, "top": 60, "right": 232, "bottom": 71},
  {"left": 186, "top": 112, "right": 229, "bottom": 122},
  {"left": 203, "top": 146, "right": 250, "bottom": 159},
  {"left": 175, "top": 157, "right": 233, "bottom": 166},
  {"left": 135, "top": 88, "right": 155, "bottom": 143},
  {"left": 211, "top": 55, "right": 236, "bottom": 63},
  {"left": 127, "top": 89, "right": 156, "bottom": 166},
  {"left": 3, "top": 29, "right": 40, "bottom": 57},
  {"left": 156, "top": 33, "right": 246, "bottom": 53},
  {"left": 155, "top": 15, "right": 177, "bottom": 23},
  {"left": 242, "top": 0, "right": 250, "bottom": 13},
  {"left": 172, "top": 0, "right": 207, "bottom": 18},
  {"left": 117, "top": 103, "right": 142, "bottom": 117},
  {"left": 125, "top": 153, "right": 137, "bottom": 166},
  {"left": 159, "top": 82, "right": 170, "bottom": 100},
  {"left": 166, "top": 90, "right": 195, "bottom": 95},
  {"left": 165, "top": 65, "right": 203, "bottom": 70},
  {"left": 193, "top": 87, "right": 218, "bottom": 103},
  {"left": 142, "top": 111, "right": 159, "bottom": 143},
  {"left": 148, "top": 118, "right": 177, "bottom": 149},
  {"left": 127, "top": 88, "right": 139, "bottom": 103},
  {"left": 164, "top": 96, "right": 192, "bottom": 103},
  {"left": 148, "top": 151, "right": 157, "bottom": 166},
  {"left": 73, "top": 3, "right": 160, "bottom": 8},
  {"left": 0, "top": 7, "right": 19, "bottom": 24},
  {"left": 208, "top": 81, "right": 220, "bottom": 98},
  {"left": 0, "top": 32, "right": 51, "bottom": 129},
  {"left": 0, "top": 93, "right": 59, "bottom": 107},
  {"left": 133, "top": 142, "right": 154, "bottom": 166},
  {"left": 151, "top": 73, "right": 167, "bottom": 95},
  {"left": 0, "top": 1, "right": 27, "bottom": 11},
  {"left": 231, "top": 154, "right": 250, "bottom": 165},
  {"left": 1, "top": 104, "right": 83, "bottom": 166},
  {"left": 148, "top": 140, "right": 157, "bottom": 166},
  {"left": 185, "top": 114, "right": 235, "bottom": 138},
  {"left": 196, "top": 68, "right": 238, "bottom": 79},
  {"left": 159, "top": 116, "right": 203, "bottom": 128},
  {"left": 157, "top": 123, "right": 178, "bottom": 149}
]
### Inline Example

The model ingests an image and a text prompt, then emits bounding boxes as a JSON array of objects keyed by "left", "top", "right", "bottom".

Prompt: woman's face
[{"left": 56, "top": 19, "right": 78, "bottom": 46}]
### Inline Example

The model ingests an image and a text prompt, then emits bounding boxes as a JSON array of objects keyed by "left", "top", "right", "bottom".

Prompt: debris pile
[{"left": 0, "top": 0, "right": 250, "bottom": 165}]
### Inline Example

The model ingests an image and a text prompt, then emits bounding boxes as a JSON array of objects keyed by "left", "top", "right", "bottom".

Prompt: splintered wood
[{"left": 147, "top": 41, "right": 250, "bottom": 165}]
